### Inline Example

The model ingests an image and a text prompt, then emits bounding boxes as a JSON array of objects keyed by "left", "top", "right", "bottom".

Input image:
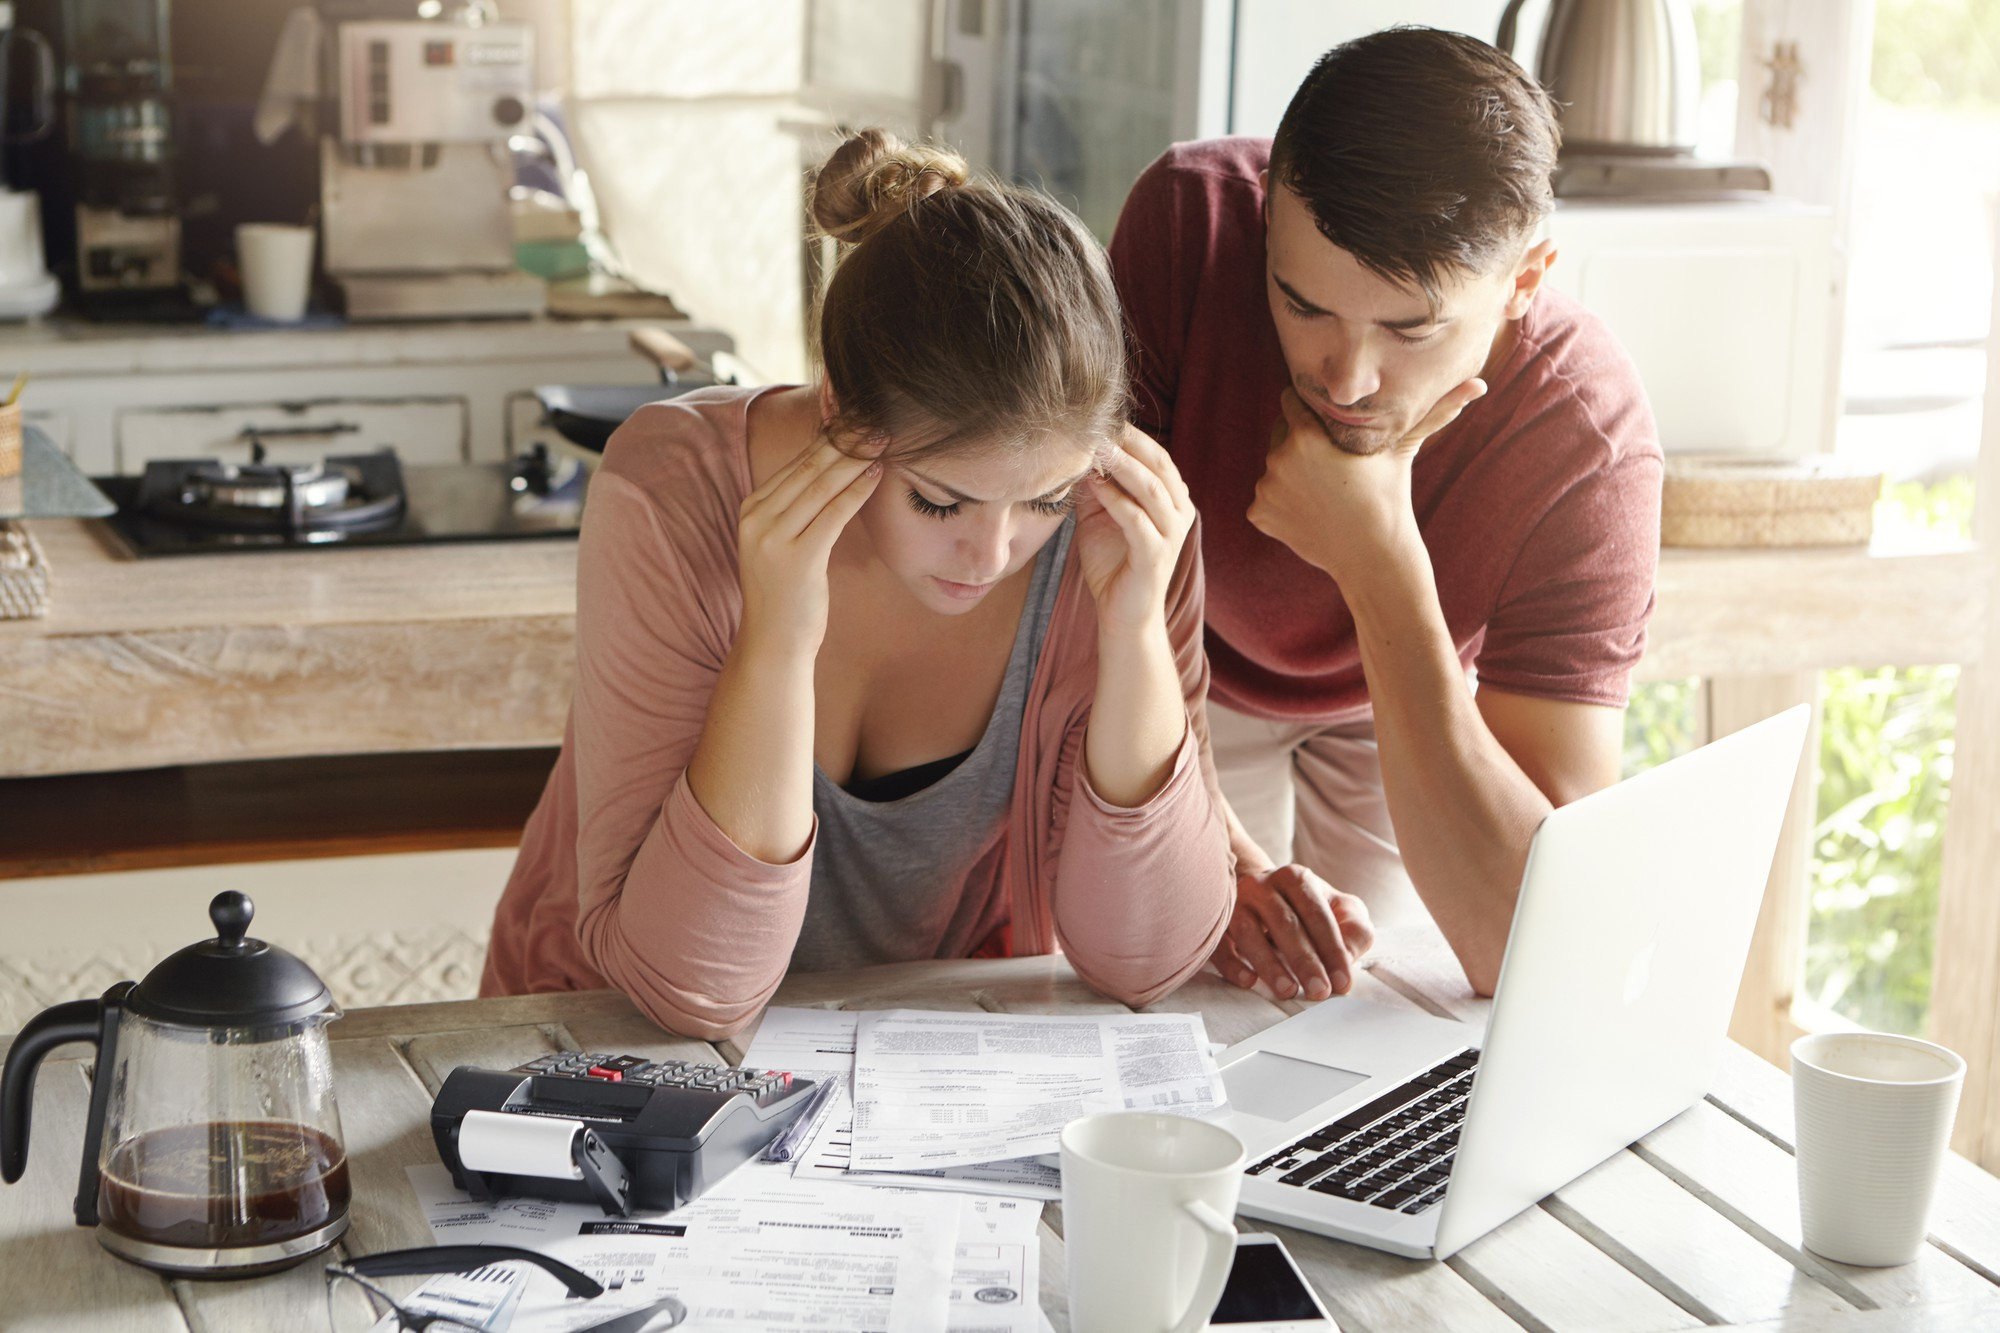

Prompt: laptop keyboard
[{"left": 1244, "top": 1048, "right": 1481, "bottom": 1215}]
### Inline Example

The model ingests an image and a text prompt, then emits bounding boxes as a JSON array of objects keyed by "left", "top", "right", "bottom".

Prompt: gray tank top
[{"left": 792, "top": 518, "right": 1073, "bottom": 972}]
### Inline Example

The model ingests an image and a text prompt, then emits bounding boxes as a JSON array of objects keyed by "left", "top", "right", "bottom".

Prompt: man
[{"left": 1108, "top": 27, "right": 1662, "bottom": 1000}]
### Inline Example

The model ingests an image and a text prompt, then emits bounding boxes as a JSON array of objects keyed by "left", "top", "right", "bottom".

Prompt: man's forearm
[{"left": 1342, "top": 543, "right": 1551, "bottom": 993}]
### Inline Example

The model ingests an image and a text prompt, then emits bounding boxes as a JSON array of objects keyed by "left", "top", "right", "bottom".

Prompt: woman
[{"left": 480, "top": 131, "right": 1233, "bottom": 1038}]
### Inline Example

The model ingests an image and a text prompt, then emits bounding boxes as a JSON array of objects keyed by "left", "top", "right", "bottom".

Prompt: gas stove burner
[
  {"left": 94, "top": 448, "right": 594, "bottom": 556},
  {"left": 138, "top": 448, "right": 406, "bottom": 536},
  {"left": 181, "top": 459, "right": 353, "bottom": 512}
]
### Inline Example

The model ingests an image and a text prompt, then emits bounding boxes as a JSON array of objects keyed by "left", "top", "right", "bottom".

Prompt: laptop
[{"left": 1209, "top": 705, "right": 1811, "bottom": 1260}]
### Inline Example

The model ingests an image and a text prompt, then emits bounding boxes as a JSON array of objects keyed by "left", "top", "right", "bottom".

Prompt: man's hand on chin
[{"left": 1248, "top": 381, "right": 1486, "bottom": 582}]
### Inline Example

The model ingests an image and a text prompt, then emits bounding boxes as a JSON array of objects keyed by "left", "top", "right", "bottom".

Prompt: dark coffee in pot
[{"left": 98, "top": 1120, "right": 350, "bottom": 1248}]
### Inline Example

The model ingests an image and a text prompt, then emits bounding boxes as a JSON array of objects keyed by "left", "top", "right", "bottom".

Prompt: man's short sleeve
[
  {"left": 1109, "top": 152, "right": 1191, "bottom": 445},
  {"left": 1474, "top": 439, "right": 1663, "bottom": 708}
]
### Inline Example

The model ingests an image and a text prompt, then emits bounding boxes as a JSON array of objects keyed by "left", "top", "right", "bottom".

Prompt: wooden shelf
[{"left": 1643, "top": 542, "right": 1987, "bottom": 680}]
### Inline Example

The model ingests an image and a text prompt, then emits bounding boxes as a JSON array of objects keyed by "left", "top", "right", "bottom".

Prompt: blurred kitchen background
[{"left": 0, "top": 0, "right": 1991, "bottom": 1075}]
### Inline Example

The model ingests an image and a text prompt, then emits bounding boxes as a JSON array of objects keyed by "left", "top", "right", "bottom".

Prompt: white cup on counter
[
  {"left": 237, "top": 222, "right": 316, "bottom": 322},
  {"left": 1792, "top": 1031, "right": 1964, "bottom": 1266},
  {"left": 1060, "top": 1111, "right": 1245, "bottom": 1333}
]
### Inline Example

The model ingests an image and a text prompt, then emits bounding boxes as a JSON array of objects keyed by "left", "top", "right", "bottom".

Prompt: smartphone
[{"left": 1207, "top": 1232, "right": 1339, "bottom": 1332}]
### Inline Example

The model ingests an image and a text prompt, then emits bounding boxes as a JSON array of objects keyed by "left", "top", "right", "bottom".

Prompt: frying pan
[
  {"left": 536, "top": 329, "right": 720, "bottom": 453},
  {"left": 536, "top": 382, "right": 693, "bottom": 453}
]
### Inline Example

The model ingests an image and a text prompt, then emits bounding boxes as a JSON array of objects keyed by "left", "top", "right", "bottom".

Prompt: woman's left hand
[{"left": 1075, "top": 424, "right": 1197, "bottom": 637}]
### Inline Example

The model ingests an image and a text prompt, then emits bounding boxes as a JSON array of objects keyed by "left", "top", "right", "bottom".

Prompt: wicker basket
[
  {"left": 1661, "top": 456, "right": 1883, "bottom": 548},
  {"left": 0, "top": 520, "right": 49, "bottom": 619}
]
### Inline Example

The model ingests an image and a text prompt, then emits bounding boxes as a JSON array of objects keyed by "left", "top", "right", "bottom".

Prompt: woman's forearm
[
  {"left": 684, "top": 625, "right": 818, "bottom": 863},
  {"left": 1084, "top": 612, "right": 1187, "bottom": 807}
]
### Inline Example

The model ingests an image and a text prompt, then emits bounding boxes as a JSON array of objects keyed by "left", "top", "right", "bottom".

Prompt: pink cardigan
[{"left": 480, "top": 388, "right": 1234, "bottom": 1038}]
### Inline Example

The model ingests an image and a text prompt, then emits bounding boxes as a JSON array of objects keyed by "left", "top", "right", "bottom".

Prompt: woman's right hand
[{"left": 736, "top": 438, "right": 882, "bottom": 650}]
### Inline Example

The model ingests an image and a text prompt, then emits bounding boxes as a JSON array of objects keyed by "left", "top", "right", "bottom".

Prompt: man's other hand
[{"left": 1212, "top": 864, "right": 1377, "bottom": 1000}]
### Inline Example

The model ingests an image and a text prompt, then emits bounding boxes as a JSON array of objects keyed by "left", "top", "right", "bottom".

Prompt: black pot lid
[{"left": 127, "top": 891, "right": 336, "bottom": 1027}]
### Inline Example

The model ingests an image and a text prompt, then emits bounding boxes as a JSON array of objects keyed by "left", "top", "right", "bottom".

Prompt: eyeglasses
[{"left": 332, "top": 1240, "right": 692, "bottom": 1328}]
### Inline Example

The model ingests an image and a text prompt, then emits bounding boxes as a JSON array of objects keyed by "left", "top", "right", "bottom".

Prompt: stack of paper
[
  {"left": 398, "top": 1007, "right": 1224, "bottom": 1331},
  {"left": 747, "top": 1007, "right": 1227, "bottom": 1198},
  {"left": 406, "top": 1162, "right": 1033, "bottom": 1333}
]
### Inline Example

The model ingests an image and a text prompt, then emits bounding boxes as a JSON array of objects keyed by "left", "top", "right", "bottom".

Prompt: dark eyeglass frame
[{"left": 326, "top": 1244, "right": 605, "bottom": 1331}]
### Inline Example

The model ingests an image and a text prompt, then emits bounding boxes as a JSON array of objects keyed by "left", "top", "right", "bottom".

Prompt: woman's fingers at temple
[
  {"left": 1116, "top": 426, "right": 1195, "bottom": 512},
  {"left": 1098, "top": 447, "right": 1177, "bottom": 537},
  {"left": 776, "top": 451, "right": 877, "bottom": 543},
  {"left": 798, "top": 459, "right": 882, "bottom": 548},
  {"left": 1088, "top": 472, "right": 1164, "bottom": 552},
  {"left": 756, "top": 442, "right": 875, "bottom": 533}
]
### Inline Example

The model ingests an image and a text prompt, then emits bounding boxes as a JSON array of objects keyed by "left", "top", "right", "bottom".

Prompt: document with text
[
  {"left": 848, "top": 1009, "right": 1224, "bottom": 1170},
  {"left": 406, "top": 1162, "right": 958, "bottom": 1333},
  {"left": 745, "top": 1008, "right": 1065, "bottom": 1199}
]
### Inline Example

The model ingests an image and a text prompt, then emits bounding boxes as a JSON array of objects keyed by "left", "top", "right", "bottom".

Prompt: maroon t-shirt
[{"left": 1109, "top": 138, "right": 1663, "bottom": 724}]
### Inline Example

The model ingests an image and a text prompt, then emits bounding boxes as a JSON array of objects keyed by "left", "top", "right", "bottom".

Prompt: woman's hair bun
[{"left": 810, "top": 129, "right": 971, "bottom": 245}]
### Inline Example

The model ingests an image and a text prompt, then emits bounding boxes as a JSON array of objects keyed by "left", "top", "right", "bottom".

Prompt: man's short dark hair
[{"left": 1269, "top": 26, "right": 1560, "bottom": 305}]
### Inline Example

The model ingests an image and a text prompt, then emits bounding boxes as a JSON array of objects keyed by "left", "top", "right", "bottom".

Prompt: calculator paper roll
[{"left": 458, "top": 1109, "right": 585, "bottom": 1180}]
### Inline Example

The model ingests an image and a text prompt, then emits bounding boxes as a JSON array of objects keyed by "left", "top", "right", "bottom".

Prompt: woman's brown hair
[{"left": 809, "top": 129, "right": 1127, "bottom": 464}]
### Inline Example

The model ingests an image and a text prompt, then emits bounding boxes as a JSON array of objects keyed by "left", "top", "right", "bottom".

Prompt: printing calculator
[{"left": 431, "top": 1052, "right": 820, "bottom": 1215}]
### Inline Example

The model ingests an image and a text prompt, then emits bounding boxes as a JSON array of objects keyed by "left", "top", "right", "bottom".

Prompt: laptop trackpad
[{"left": 1224, "top": 1050, "right": 1370, "bottom": 1122}]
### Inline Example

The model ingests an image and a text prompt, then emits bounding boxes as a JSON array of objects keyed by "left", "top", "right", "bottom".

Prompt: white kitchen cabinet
[
  {"left": 0, "top": 316, "right": 729, "bottom": 475},
  {"left": 118, "top": 397, "right": 471, "bottom": 471}
]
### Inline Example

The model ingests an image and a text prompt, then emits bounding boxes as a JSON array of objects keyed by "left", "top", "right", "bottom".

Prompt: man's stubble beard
[
  {"left": 1322, "top": 421, "right": 1396, "bottom": 457},
  {"left": 1297, "top": 392, "right": 1400, "bottom": 457}
]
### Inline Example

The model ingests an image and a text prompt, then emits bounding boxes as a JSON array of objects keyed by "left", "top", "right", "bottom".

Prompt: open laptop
[{"left": 1209, "top": 705, "right": 1811, "bottom": 1260}]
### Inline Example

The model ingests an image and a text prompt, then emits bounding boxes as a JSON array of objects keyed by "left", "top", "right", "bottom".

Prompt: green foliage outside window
[
  {"left": 1808, "top": 665, "right": 1956, "bottom": 1035},
  {"left": 1623, "top": 479, "right": 1972, "bottom": 1039},
  {"left": 1622, "top": 677, "right": 1703, "bottom": 778},
  {"left": 1805, "top": 478, "right": 1972, "bottom": 1036},
  {"left": 1872, "top": 0, "right": 2000, "bottom": 109}
]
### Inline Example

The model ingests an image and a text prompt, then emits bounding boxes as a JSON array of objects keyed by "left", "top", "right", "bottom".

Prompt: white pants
[{"left": 1207, "top": 700, "right": 1426, "bottom": 929}]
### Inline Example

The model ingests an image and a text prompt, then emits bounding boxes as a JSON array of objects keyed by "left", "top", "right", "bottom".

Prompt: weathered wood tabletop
[{"left": 4, "top": 935, "right": 2000, "bottom": 1332}]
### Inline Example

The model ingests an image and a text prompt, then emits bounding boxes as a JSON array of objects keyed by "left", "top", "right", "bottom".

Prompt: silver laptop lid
[{"left": 1432, "top": 705, "right": 1810, "bottom": 1259}]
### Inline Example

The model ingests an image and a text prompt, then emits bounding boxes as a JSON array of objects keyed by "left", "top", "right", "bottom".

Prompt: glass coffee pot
[{"left": 1, "top": 891, "right": 349, "bottom": 1276}]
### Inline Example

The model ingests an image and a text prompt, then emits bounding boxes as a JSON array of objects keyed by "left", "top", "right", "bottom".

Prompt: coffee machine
[
  {"left": 318, "top": 5, "right": 541, "bottom": 320},
  {"left": 0, "top": 1, "right": 58, "bottom": 317},
  {"left": 61, "top": 0, "right": 184, "bottom": 305}
]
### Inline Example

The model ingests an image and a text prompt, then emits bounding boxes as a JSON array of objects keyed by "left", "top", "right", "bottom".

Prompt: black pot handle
[
  {"left": 73, "top": 982, "right": 133, "bottom": 1226},
  {"left": 1, "top": 996, "right": 105, "bottom": 1185},
  {"left": 1496, "top": 0, "right": 1530, "bottom": 56}
]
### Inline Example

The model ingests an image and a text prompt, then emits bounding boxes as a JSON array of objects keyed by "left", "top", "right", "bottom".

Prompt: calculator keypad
[{"left": 517, "top": 1051, "right": 795, "bottom": 1101}]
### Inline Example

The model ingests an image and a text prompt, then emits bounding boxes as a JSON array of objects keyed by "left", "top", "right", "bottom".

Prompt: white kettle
[{"left": 1497, "top": 0, "right": 1703, "bottom": 157}]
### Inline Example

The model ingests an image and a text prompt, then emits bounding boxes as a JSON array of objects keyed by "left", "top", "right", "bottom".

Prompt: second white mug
[
  {"left": 1792, "top": 1031, "right": 1964, "bottom": 1267},
  {"left": 237, "top": 222, "right": 316, "bottom": 323},
  {"left": 1060, "top": 1111, "right": 1246, "bottom": 1333}
]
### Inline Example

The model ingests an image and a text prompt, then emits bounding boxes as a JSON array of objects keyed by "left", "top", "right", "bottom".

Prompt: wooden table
[{"left": 5, "top": 940, "right": 2000, "bottom": 1332}]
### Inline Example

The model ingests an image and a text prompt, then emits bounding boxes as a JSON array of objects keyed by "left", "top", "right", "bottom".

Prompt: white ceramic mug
[
  {"left": 1060, "top": 1111, "right": 1245, "bottom": 1333},
  {"left": 237, "top": 222, "right": 315, "bottom": 322},
  {"left": 1792, "top": 1031, "right": 1965, "bottom": 1266}
]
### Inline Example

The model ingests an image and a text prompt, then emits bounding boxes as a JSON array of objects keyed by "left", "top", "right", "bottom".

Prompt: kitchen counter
[
  {"left": 1, "top": 515, "right": 1987, "bottom": 778},
  {"left": 1, "top": 518, "right": 579, "bottom": 776}
]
